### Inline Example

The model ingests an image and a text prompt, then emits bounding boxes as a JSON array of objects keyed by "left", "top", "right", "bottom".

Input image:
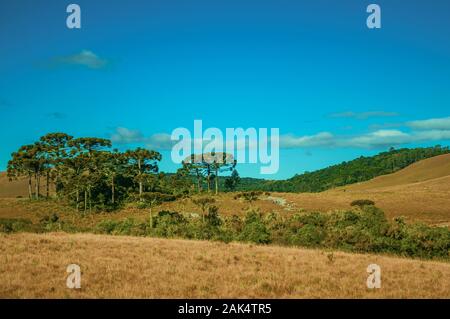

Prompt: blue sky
[{"left": 1, "top": 0, "right": 450, "bottom": 179}]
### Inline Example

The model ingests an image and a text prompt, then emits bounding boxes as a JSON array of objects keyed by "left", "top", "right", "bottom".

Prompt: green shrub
[
  {"left": 351, "top": 199, "right": 375, "bottom": 207},
  {"left": 152, "top": 210, "right": 187, "bottom": 238},
  {"left": 96, "top": 218, "right": 146, "bottom": 236},
  {"left": 238, "top": 211, "right": 271, "bottom": 244},
  {"left": 0, "top": 218, "right": 34, "bottom": 233},
  {"left": 205, "top": 205, "right": 222, "bottom": 227},
  {"left": 28, "top": 203, "right": 450, "bottom": 260},
  {"left": 96, "top": 219, "right": 120, "bottom": 234},
  {"left": 290, "top": 224, "right": 326, "bottom": 247}
]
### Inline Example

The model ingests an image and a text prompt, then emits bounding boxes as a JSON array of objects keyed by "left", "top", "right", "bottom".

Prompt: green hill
[{"left": 236, "top": 146, "right": 450, "bottom": 193}]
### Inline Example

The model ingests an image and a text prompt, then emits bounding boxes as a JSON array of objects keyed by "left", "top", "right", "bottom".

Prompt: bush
[
  {"left": 234, "top": 191, "right": 262, "bottom": 202},
  {"left": 238, "top": 211, "right": 271, "bottom": 244},
  {"left": 40, "top": 204, "right": 450, "bottom": 260},
  {"left": 0, "top": 218, "right": 34, "bottom": 233},
  {"left": 96, "top": 220, "right": 120, "bottom": 234},
  {"left": 290, "top": 224, "right": 326, "bottom": 247},
  {"left": 96, "top": 218, "right": 146, "bottom": 236},
  {"left": 205, "top": 205, "right": 222, "bottom": 227},
  {"left": 351, "top": 199, "right": 375, "bottom": 207},
  {"left": 152, "top": 210, "right": 187, "bottom": 238}
]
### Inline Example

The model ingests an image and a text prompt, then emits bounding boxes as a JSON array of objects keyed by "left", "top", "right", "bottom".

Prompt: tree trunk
[
  {"left": 46, "top": 171, "right": 50, "bottom": 199},
  {"left": 215, "top": 168, "right": 219, "bottom": 195},
  {"left": 84, "top": 190, "right": 87, "bottom": 212},
  {"left": 149, "top": 207, "right": 153, "bottom": 228},
  {"left": 111, "top": 176, "right": 115, "bottom": 204},
  {"left": 196, "top": 170, "right": 202, "bottom": 193},
  {"left": 89, "top": 188, "right": 92, "bottom": 213},
  {"left": 138, "top": 159, "right": 143, "bottom": 201},
  {"left": 76, "top": 189, "right": 79, "bottom": 211},
  {"left": 37, "top": 174, "right": 41, "bottom": 199},
  {"left": 34, "top": 173, "right": 39, "bottom": 200},
  {"left": 28, "top": 175, "right": 32, "bottom": 200}
]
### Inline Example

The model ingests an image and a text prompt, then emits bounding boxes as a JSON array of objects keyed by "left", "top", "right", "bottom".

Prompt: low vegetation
[{"left": 2, "top": 201, "right": 448, "bottom": 260}]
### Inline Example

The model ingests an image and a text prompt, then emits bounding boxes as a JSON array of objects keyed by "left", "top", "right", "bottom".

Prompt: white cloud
[
  {"left": 111, "top": 116, "right": 450, "bottom": 152},
  {"left": 343, "top": 130, "right": 411, "bottom": 148},
  {"left": 279, "top": 128, "right": 450, "bottom": 150},
  {"left": 146, "top": 133, "right": 174, "bottom": 150},
  {"left": 407, "top": 117, "right": 450, "bottom": 130},
  {"left": 110, "top": 128, "right": 174, "bottom": 150},
  {"left": 55, "top": 50, "right": 108, "bottom": 69},
  {"left": 279, "top": 132, "right": 335, "bottom": 149},
  {"left": 111, "top": 127, "right": 145, "bottom": 144},
  {"left": 329, "top": 111, "right": 399, "bottom": 120}
]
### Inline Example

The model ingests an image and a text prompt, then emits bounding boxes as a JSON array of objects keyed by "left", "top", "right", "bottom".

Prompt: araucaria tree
[
  {"left": 7, "top": 133, "right": 242, "bottom": 212},
  {"left": 7, "top": 133, "right": 164, "bottom": 212},
  {"left": 124, "top": 148, "right": 162, "bottom": 201},
  {"left": 183, "top": 152, "right": 236, "bottom": 195}
]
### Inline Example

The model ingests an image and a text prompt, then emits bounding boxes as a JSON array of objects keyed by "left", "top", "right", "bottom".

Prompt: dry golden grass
[
  {"left": 0, "top": 232, "right": 449, "bottom": 298},
  {"left": 343, "top": 154, "right": 450, "bottom": 190},
  {"left": 0, "top": 172, "right": 54, "bottom": 199}
]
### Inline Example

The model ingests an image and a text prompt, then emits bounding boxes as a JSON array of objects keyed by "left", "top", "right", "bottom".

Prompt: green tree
[
  {"left": 192, "top": 197, "right": 216, "bottom": 222},
  {"left": 39, "top": 133, "right": 73, "bottom": 198},
  {"left": 225, "top": 169, "right": 240, "bottom": 191},
  {"left": 125, "top": 148, "right": 162, "bottom": 201}
]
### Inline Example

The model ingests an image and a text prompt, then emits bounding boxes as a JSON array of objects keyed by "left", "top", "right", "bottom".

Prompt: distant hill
[
  {"left": 342, "top": 153, "right": 450, "bottom": 191},
  {"left": 0, "top": 172, "right": 28, "bottom": 198},
  {"left": 271, "top": 153, "right": 450, "bottom": 225},
  {"left": 240, "top": 146, "right": 450, "bottom": 192},
  {"left": 0, "top": 172, "right": 52, "bottom": 199}
]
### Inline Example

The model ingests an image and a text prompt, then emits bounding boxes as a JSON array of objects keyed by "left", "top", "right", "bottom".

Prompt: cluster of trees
[
  {"left": 244, "top": 146, "right": 450, "bottom": 192},
  {"left": 179, "top": 152, "right": 239, "bottom": 194},
  {"left": 7, "top": 132, "right": 240, "bottom": 211}
]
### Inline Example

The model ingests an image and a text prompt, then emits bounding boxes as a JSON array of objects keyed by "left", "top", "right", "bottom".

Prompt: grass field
[
  {"left": 1, "top": 232, "right": 449, "bottom": 298},
  {"left": 1, "top": 155, "right": 449, "bottom": 299}
]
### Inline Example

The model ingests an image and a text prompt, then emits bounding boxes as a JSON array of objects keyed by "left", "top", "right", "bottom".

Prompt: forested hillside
[{"left": 239, "top": 146, "right": 450, "bottom": 192}]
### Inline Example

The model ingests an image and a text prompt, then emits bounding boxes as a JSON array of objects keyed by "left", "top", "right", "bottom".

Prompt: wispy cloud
[
  {"left": 329, "top": 111, "right": 399, "bottom": 120},
  {"left": 146, "top": 133, "right": 175, "bottom": 150},
  {"left": 111, "top": 116, "right": 450, "bottom": 152},
  {"left": 279, "top": 132, "right": 335, "bottom": 149},
  {"left": 49, "top": 50, "right": 108, "bottom": 69},
  {"left": 281, "top": 128, "right": 450, "bottom": 149},
  {"left": 111, "top": 127, "right": 146, "bottom": 144},
  {"left": 343, "top": 130, "right": 411, "bottom": 148},
  {"left": 407, "top": 116, "right": 450, "bottom": 130},
  {"left": 110, "top": 127, "right": 174, "bottom": 150}
]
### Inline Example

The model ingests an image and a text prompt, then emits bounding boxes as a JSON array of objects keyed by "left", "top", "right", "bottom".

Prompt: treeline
[
  {"left": 242, "top": 146, "right": 450, "bottom": 192},
  {"left": 6, "top": 133, "right": 239, "bottom": 212}
]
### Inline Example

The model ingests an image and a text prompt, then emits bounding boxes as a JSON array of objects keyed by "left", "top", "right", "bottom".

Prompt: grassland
[
  {"left": 0, "top": 155, "right": 449, "bottom": 298},
  {"left": 1, "top": 232, "right": 449, "bottom": 298}
]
